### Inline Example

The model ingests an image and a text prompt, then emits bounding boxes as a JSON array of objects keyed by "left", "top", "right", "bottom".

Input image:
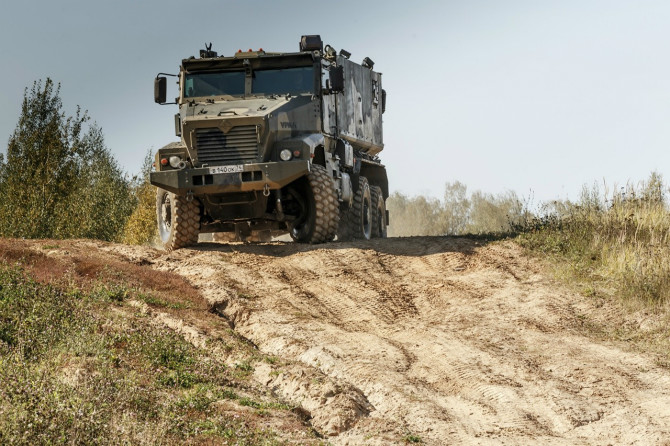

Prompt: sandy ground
[{"left": 100, "top": 236, "right": 670, "bottom": 445}]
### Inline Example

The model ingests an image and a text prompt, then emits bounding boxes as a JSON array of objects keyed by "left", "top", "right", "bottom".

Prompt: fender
[
  {"left": 360, "top": 159, "right": 389, "bottom": 199},
  {"left": 273, "top": 133, "right": 326, "bottom": 165}
]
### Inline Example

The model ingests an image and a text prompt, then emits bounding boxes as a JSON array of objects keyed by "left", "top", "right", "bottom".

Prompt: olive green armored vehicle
[{"left": 151, "top": 35, "right": 388, "bottom": 249}]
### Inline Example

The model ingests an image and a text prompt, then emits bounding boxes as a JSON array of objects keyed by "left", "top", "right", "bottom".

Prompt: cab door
[{"left": 321, "top": 60, "right": 337, "bottom": 136}]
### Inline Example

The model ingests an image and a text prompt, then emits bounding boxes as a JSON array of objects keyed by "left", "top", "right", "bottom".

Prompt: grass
[
  {"left": 515, "top": 173, "right": 670, "bottom": 363},
  {"left": 518, "top": 174, "right": 670, "bottom": 305},
  {"left": 136, "top": 292, "right": 192, "bottom": 310},
  {"left": 0, "top": 252, "right": 318, "bottom": 445}
]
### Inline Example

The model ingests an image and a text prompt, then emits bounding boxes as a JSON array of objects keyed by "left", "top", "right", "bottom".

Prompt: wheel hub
[{"left": 162, "top": 197, "right": 172, "bottom": 229}]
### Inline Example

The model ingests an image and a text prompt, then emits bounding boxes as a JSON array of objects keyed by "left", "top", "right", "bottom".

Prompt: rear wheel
[
  {"left": 156, "top": 188, "right": 200, "bottom": 251},
  {"left": 370, "top": 185, "right": 387, "bottom": 238},
  {"left": 289, "top": 164, "right": 339, "bottom": 243},
  {"left": 338, "top": 176, "right": 372, "bottom": 241}
]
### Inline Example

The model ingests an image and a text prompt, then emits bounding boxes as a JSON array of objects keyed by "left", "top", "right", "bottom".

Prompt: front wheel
[
  {"left": 289, "top": 164, "right": 339, "bottom": 243},
  {"left": 156, "top": 188, "right": 200, "bottom": 251}
]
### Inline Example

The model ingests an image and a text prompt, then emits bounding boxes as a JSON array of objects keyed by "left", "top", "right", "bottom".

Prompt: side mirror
[
  {"left": 154, "top": 77, "right": 167, "bottom": 104},
  {"left": 382, "top": 89, "right": 387, "bottom": 114},
  {"left": 329, "top": 66, "right": 344, "bottom": 93}
]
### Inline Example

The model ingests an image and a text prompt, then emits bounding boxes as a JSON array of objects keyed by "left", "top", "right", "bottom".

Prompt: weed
[
  {"left": 136, "top": 292, "right": 190, "bottom": 310},
  {"left": 239, "top": 397, "right": 292, "bottom": 411},
  {"left": 403, "top": 432, "right": 423, "bottom": 443},
  {"left": 92, "top": 282, "right": 130, "bottom": 302},
  {"left": 239, "top": 397, "right": 263, "bottom": 409},
  {"left": 220, "top": 388, "right": 239, "bottom": 400},
  {"left": 233, "top": 361, "right": 255, "bottom": 379}
]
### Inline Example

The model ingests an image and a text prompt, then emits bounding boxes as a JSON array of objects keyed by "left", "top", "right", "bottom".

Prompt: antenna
[{"left": 200, "top": 42, "right": 218, "bottom": 58}]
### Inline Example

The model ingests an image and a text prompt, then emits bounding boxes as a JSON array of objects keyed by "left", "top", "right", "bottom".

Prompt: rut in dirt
[{"left": 120, "top": 236, "right": 670, "bottom": 445}]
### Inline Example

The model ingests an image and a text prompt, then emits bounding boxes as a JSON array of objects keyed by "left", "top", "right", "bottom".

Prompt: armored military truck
[{"left": 151, "top": 35, "right": 388, "bottom": 250}]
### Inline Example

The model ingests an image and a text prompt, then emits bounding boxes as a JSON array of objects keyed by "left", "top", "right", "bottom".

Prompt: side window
[
  {"left": 372, "top": 79, "right": 380, "bottom": 107},
  {"left": 184, "top": 77, "right": 194, "bottom": 98},
  {"left": 321, "top": 61, "right": 330, "bottom": 91}
]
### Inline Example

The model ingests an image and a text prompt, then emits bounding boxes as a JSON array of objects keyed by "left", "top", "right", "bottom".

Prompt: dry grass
[
  {"left": 519, "top": 173, "right": 670, "bottom": 305},
  {"left": 517, "top": 173, "right": 670, "bottom": 364},
  {"left": 0, "top": 239, "right": 201, "bottom": 304}
]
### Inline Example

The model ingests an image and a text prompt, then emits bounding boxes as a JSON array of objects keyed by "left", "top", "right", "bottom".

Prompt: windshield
[
  {"left": 183, "top": 66, "right": 314, "bottom": 98},
  {"left": 184, "top": 71, "right": 245, "bottom": 98},
  {"left": 252, "top": 67, "right": 314, "bottom": 95}
]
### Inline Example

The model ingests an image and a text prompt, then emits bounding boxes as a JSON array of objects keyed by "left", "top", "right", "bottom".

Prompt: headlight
[
  {"left": 279, "top": 149, "right": 292, "bottom": 161},
  {"left": 169, "top": 156, "right": 183, "bottom": 168}
]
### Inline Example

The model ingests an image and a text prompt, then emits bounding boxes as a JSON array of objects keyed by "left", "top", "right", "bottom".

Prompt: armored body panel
[{"left": 336, "top": 56, "right": 384, "bottom": 155}]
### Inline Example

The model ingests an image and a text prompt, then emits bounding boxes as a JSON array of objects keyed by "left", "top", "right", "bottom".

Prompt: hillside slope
[
  {"left": 6, "top": 237, "right": 670, "bottom": 445},
  {"left": 103, "top": 236, "right": 670, "bottom": 445}
]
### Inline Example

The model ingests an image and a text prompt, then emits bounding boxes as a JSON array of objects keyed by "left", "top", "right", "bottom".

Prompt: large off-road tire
[
  {"left": 370, "top": 185, "right": 387, "bottom": 239},
  {"left": 337, "top": 176, "right": 372, "bottom": 241},
  {"left": 156, "top": 188, "right": 200, "bottom": 251},
  {"left": 290, "top": 164, "right": 339, "bottom": 243}
]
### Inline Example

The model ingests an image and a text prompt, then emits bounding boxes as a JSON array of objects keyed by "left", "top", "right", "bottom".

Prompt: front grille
[{"left": 195, "top": 126, "right": 258, "bottom": 164}]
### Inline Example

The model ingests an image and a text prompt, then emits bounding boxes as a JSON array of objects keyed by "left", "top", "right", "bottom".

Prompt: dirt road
[{"left": 106, "top": 236, "right": 670, "bottom": 445}]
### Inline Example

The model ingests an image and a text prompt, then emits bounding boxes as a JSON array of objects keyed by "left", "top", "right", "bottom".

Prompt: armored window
[
  {"left": 251, "top": 66, "right": 314, "bottom": 95},
  {"left": 184, "top": 71, "right": 245, "bottom": 98}
]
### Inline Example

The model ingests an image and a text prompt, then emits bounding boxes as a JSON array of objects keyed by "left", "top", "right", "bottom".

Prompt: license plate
[{"left": 209, "top": 165, "right": 244, "bottom": 174}]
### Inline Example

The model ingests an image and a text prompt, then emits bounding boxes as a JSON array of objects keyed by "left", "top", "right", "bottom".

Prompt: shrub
[{"left": 122, "top": 151, "right": 158, "bottom": 245}]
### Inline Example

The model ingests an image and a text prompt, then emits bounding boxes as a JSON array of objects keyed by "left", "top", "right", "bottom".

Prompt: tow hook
[
  {"left": 186, "top": 190, "right": 194, "bottom": 202},
  {"left": 263, "top": 183, "right": 270, "bottom": 197}
]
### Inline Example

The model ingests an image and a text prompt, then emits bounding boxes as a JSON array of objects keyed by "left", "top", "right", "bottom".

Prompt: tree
[
  {"left": 443, "top": 181, "right": 470, "bottom": 235},
  {"left": 0, "top": 79, "right": 133, "bottom": 240},
  {"left": 466, "top": 190, "right": 523, "bottom": 234},
  {"left": 386, "top": 192, "right": 449, "bottom": 237},
  {"left": 121, "top": 150, "right": 158, "bottom": 245}
]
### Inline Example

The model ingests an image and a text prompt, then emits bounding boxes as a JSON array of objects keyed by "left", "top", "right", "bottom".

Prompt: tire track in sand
[{"left": 138, "top": 237, "right": 670, "bottom": 445}]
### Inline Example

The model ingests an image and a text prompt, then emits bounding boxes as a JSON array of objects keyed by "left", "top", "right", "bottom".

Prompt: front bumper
[{"left": 150, "top": 160, "right": 311, "bottom": 195}]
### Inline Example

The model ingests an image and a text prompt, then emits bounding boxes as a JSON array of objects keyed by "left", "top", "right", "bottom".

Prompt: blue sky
[{"left": 2, "top": 0, "right": 670, "bottom": 204}]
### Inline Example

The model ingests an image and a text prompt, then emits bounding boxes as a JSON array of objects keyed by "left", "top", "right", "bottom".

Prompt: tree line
[
  {"left": 386, "top": 181, "right": 528, "bottom": 237},
  {"left": 0, "top": 79, "right": 155, "bottom": 243}
]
